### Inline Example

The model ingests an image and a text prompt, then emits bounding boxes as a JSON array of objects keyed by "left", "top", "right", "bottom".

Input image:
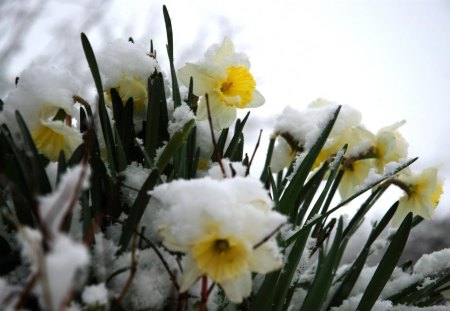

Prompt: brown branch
[
  {"left": 117, "top": 234, "right": 138, "bottom": 303},
  {"left": 253, "top": 222, "right": 286, "bottom": 249},
  {"left": 205, "top": 93, "right": 226, "bottom": 177},
  {"left": 113, "top": 220, "right": 180, "bottom": 291}
]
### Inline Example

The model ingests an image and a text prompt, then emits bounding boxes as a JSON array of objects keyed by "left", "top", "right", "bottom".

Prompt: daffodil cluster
[
  {"left": 270, "top": 99, "right": 443, "bottom": 225},
  {"left": 0, "top": 9, "right": 446, "bottom": 310}
]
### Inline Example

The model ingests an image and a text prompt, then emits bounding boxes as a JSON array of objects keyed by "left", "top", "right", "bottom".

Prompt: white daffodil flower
[
  {"left": 392, "top": 167, "right": 443, "bottom": 227},
  {"left": 151, "top": 176, "right": 285, "bottom": 303},
  {"left": 97, "top": 40, "right": 160, "bottom": 121},
  {"left": 3, "top": 65, "right": 82, "bottom": 161},
  {"left": 178, "top": 37, "right": 264, "bottom": 130}
]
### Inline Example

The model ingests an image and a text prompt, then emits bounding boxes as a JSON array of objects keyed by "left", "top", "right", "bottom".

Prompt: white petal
[
  {"left": 197, "top": 96, "right": 237, "bottom": 130},
  {"left": 246, "top": 89, "right": 265, "bottom": 108},
  {"left": 220, "top": 271, "right": 252, "bottom": 304},
  {"left": 214, "top": 37, "right": 235, "bottom": 64},
  {"left": 249, "top": 240, "right": 283, "bottom": 274},
  {"left": 180, "top": 255, "right": 202, "bottom": 292},
  {"left": 178, "top": 63, "right": 216, "bottom": 95}
]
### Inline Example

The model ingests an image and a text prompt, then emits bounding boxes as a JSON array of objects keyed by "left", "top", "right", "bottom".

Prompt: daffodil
[
  {"left": 151, "top": 177, "right": 285, "bottom": 303},
  {"left": 2, "top": 65, "right": 82, "bottom": 161},
  {"left": 178, "top": 37, "right": 264, "bottom": 130},
  {"left": 373, "top": 121, "right": 408, "bottom": 173},
  {"left": 97, "top": 40, "right": 160, "bottom": 121},
  {"left": 391, "top": 167, "right": 443, "bottom": 227}
]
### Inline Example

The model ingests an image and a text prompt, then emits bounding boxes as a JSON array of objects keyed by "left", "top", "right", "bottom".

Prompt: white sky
[{"left": 2, "top": 0, "right": 450, "bottom": 216}]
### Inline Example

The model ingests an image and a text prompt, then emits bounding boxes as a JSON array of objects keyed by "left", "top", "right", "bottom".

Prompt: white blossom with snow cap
[
  {"left": 97, "top": 39, "right": 160, "bottom": 121},
  {"left": 151, "top": 176, "right": 286, "bottom": 303},
  {"left": 178, "top": 37, "right": 265, "bottom": 130},
  {"left": 2, "top": 64, "right": 83, "bottom": 161}
]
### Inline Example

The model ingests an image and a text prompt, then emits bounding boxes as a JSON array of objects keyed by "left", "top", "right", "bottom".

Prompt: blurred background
[{"left": 1, "top": 0, "right": 449, "bottom": 259}]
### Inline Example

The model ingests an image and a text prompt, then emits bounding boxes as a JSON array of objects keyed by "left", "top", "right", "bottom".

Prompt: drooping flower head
[
  {"left": 270, "top": 99, "right": 363, "bottom": 173},
  {"left": 373, "top": 121, "right": 409, "bottom": 173},
  {"left": 97, "top": 40, "right": 160, "bottom": 121},
  {"left": 151, "top": 177, "right": 285, "bottom": 303},
  {"left": 392, "top": 167, "right": 444, "bottom": 227},
  {"left": 2, "top": 65, "right": 83, "bottom": 161},
  {"left": 178, "top": 37, "right": 265, "bottom": 130}
]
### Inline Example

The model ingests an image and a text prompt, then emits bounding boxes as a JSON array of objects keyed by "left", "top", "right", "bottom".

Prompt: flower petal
[
  {"left": 180, "top": 255, "right": 202, "bottom": 292},
  {"left": 178, "top": 63, "right": 216, "bottom": 95},
  {"left": 249, "top": 240, "right": 283, "bottom": 274},
  {"left": 220, "top": 271, "right": 252, "bottom": 304},
  {"left": 246, "top": 89, "right": 265, "bottom": 108},
  {"left": 197, "top": 96, "right": 237, "bottom": 130}
]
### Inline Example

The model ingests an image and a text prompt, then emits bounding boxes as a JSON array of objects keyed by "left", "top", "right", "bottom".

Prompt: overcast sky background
[{"left": 1, "top": 0, "right": 449, "bottom": 218}]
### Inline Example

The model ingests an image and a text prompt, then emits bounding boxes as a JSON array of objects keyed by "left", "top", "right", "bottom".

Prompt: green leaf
[
  {"left": 81, "top": 32, "right": 117, "bottom": 176},
  {"left": 113, "top": 127, "right": 128, "bottom": 172},
  {"left": 118, "top": 168, "right": 160, "bottom": 253},
  {"left": 145, "top": 73, "right": 169, "bottom": 163},
  {"left": 299, "top": 217, "right": 344, "bottom": 311},
  {"left": 66, "top": 143, "right": 86, "bottom": 168},
  {"left": 185, "top": 126, "right": 198, "bottom": 179},
  {"left": 15, "top": 111, "right": 52, "bottom": 194},
  {"left": 56, "top": 151, "right": 66, "bottom": 186},
  {"left": 327, "top": 202, "right": 398, "bottom": 309},
  {"left": 212, "top": 128, "right": 229, "bottom": 161},
  {"left": 292, "top": 161, "right": 329, "bottom": 226},
  {"left": 278, "top": 106, "right": 341, "bottom": 216},
  {"left": 250, "top": 271, "right": 281, "bottom": 311},
  {"left": 356, "top": 213, "right": 413, "bottom": 311},
  {"left": 271, "top": 227, "right": 311, "bottom": 311},
  {"left": 163, "top": 5, "right": 181, "bottom": 108},
  {"left": 223, "top": 112, "right": 250, "bottom": 159},
  {"left": 260, "top": 137, "right": 275, "bottom": 185},
  {"left": 156, "top": 119, "right": 195, "bottom": 172}
]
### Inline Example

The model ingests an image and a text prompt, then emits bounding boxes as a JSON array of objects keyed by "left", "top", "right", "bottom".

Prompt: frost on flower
[
  {"left": 151, "top": 177, "right": 286, "bottom": 303},
  {"left": 97, "top": 39, "right": 160, "bottom": 121},
  {"left": 1, "top": 64, "right": 83, "bottom": 161},
  {"left": 391, "top": 167, "right": 444, "bottom": 227},
  {"left": 178, "top": 37, "right": 264, "bottom": 130}
]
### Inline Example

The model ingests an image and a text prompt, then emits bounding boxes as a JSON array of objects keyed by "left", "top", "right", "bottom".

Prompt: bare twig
[
  {"left": 253, "top": 222, "right": 286, "bottom": 250},
  {"left": 113, "top": 219, "right": 180, "bottom": 291},
  {"left": 205, "top": 93, "right": 226, "bottom": 177},
  {"left": 117, "top": 234, "right": 138, "bottom": 303}
]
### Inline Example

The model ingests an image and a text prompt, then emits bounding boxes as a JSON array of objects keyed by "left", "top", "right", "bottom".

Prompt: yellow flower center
[
  {"left": 217, "top": 66, "right": 255, "bottom": 108},
  {"left": 32, "top": 125, "right": 67, "bottom": 161},
  {"left": 106, "top": 77, "right": 147, "bottom": 113},
  {"left": 192, "top": 234, "right": 250, "bottom": 282}
]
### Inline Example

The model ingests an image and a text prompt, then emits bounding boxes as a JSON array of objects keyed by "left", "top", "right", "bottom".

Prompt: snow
[
  {"left": 208, "top": 158, "right": 247, "bottom": 179},
  {"left": 38, "top": 163, "right": 90, "bottom": 236},
  {"left": 414, "top": 248, "right": 450, "bottom": 277},
  {"left": 120, "top": 162, "right": 152, "bottom": 206},
  {"left": 96, "top": 39, "right": 159, "bottom": 92},
  {"left": 81, "top": 283, "right": 108, "bottom": 306},
  {"left": 167, "top": 102, "right": 195, "bottom": 136},
  {"left": 39, "top": 234, "right": 89, "bottom": 311}
]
